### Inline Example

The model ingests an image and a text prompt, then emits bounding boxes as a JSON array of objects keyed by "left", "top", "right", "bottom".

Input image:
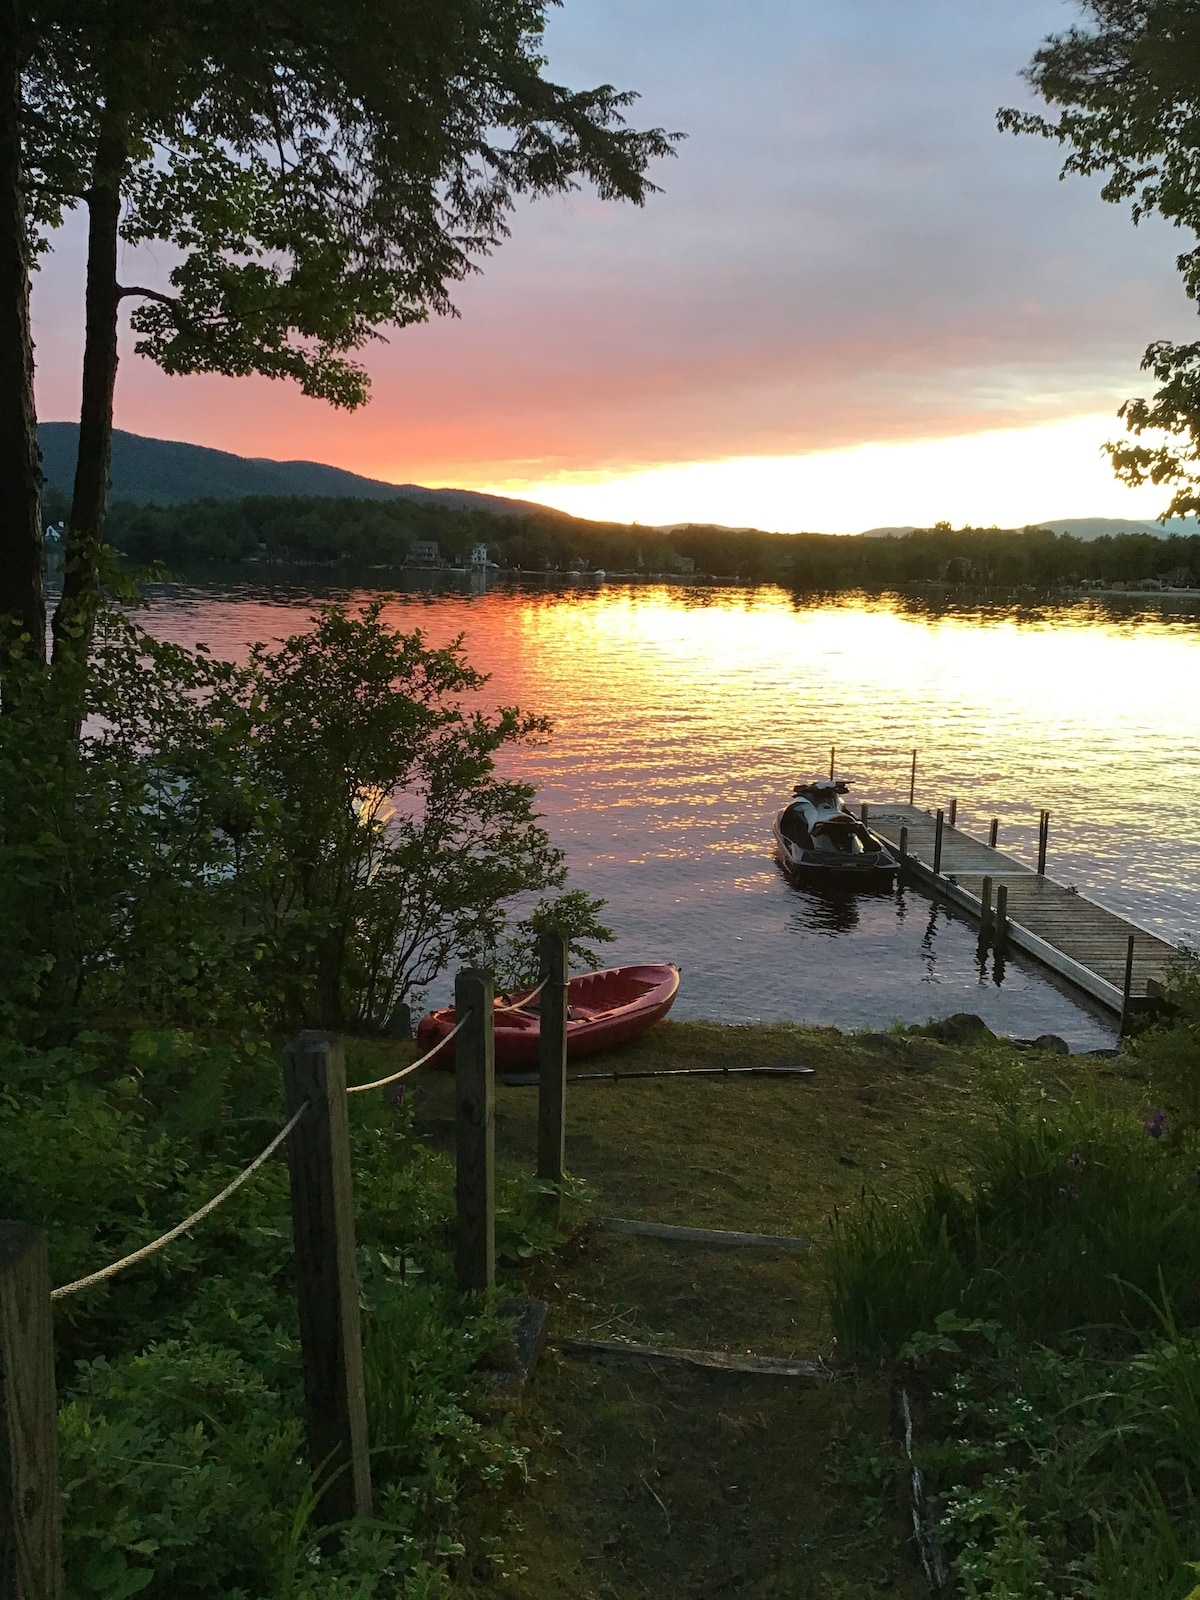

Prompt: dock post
[
  {"left": 898, "top": 826, "right": 908, "bottom": 872},
  {"left": 995, "top": 885, "right": 1008, "bottom": 956},
  {"left": 1120, "top": 934, "right": 1136, "bottom": 1036},
  {"left": 933, "top": 809, "right": 945, "bottom": 876},
  {"left": 989, "top": 818, "right": 998, "bottom": 848},
  {"left": 860, "top": 802, "right": 869, "bottom": 828},
  {"left": 948, "top": 797, "right": 957, "bottom": 829},
  {"left": 979, "top": 876, "right": 993, "bottom": 942},
  {"left": 1037, "top": 811, "right": 1049, "bottom": 876},
  {"left": 829, "top": 745, "right": 836, "bottom": 780},
  {"left": 909, "top": 749, "right": 917, "bottom": 806}
]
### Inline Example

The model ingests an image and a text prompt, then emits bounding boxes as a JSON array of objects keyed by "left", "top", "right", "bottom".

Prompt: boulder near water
[{"left": 933, "top": 1013, "right": 996, "bottom": 1044}]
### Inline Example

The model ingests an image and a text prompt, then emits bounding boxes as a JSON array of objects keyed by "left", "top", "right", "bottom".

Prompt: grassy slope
[{"left": 349, "top": 1019, "right": 1149, "bottom": 1599}]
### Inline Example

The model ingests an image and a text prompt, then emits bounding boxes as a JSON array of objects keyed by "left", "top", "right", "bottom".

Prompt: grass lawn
[{"left": 347, "top": 1017, "right": 1151, "bottom": 1598}]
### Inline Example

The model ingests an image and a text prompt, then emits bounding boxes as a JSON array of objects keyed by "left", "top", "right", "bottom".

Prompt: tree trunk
[
  {"left": 0, "top": 2, "right": 45, "bottom": 682},
  {"left": 50, "top": 125, "right": 126, "bottom": 697}
]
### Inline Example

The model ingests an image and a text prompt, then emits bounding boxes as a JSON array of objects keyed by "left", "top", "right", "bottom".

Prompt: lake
[{"left": 140, "top": 576, "right": 1200, "bottom": 1049}]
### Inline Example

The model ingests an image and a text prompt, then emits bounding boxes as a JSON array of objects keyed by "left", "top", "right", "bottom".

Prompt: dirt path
[{"left": 399, "top": 1018, "right": 1136, "bottom": 1598}]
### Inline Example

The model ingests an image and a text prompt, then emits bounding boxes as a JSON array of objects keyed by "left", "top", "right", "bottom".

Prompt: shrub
[
  {"left": 1135, "top": 956, "right": 1200, "bottom": 1142},
  {"left": 828, "top": 1095, "right": 1200, "bottom": 1359},
  {"left": 0, "top": 603, "right": 609, "bottom": 1040}
]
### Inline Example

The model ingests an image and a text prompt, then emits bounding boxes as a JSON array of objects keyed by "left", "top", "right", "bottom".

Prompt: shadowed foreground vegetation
[
  {"left": 6, "top": 986, "right": 1200, "bottom": 1595},
  {"left": 398, "top": 998, "right": 1200, "bottom": 1600}
]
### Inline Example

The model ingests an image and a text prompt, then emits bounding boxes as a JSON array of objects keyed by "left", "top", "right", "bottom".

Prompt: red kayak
[{"left": 416, "top": 962, "right": 680, "bottom": 1070}]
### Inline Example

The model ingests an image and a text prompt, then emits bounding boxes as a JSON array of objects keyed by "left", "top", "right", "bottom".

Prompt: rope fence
[
  {"left": 494, "top": 975, "right": 550, "bottom": 1012},
  {"left": 4, "top": 938, "right": 572, "bottom": 1594},
  {"left": 346, "top": 1010, "right": 472, "bottom": 1094},
  {"left": 51, "top": 1101, "right": 310, "bottom": 1301}
]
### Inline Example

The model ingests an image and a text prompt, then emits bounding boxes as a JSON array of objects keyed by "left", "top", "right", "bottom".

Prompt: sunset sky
[{"left": 31, "top": 0, "right": 1199, "bottom": 532}]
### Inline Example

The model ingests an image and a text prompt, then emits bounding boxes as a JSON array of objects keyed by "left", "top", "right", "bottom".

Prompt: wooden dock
[{"left": 868, "top": 805, "right": 1182, "bottom": 1019}]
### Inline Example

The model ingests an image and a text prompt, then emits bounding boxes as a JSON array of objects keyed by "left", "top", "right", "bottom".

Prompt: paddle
[{"left": 498, "top": 1064, "right": 815, "bottom": 1087}]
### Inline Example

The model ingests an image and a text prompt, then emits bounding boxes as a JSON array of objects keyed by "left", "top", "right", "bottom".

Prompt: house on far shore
[
  {"left": 470, "top": 542, "right": 492, "bottom": 567},
  {"left": 407, "top": 539, "right": 442, "bottom": 567},
  {"left": 1161, "top": 565, "right": 1195, "bottom": 589}
]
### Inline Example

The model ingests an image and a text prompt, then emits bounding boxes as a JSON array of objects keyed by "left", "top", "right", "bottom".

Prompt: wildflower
[
  {"left": 1068, "top": 1151, "right": 1085, "bottom": 1171},
  {"left": 388, "top": 1083, "right": 427, "bottom": 1109},
  {"left": 1144, "top": 1108, "right": 1168, "bottom": 1140}
]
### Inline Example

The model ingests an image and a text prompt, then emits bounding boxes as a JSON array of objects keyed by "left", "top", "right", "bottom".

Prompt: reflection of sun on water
[
  {"left": 383, "top": 585, "right": 1200, "bottom": 944},
  {"left": 145, "top": 583, "right": 1200, "bottom": 1039},
  {"left": 458, "top": 590, "right": 1196, "bottom": 778}
]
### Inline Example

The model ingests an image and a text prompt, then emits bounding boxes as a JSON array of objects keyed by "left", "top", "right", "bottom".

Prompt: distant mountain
[
  {"left": 1028, "top": 516, "right": 1189, "bottom": 541},
  {"left": 861, "top": 517, "right": 1193, "bottom": 541},
  {"left": 38, "top": 422, "right": 547, "bottom": 516}
]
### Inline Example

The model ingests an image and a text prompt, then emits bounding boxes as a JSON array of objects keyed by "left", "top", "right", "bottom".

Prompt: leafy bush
[
  {"left": 1135, "top": 956, "right": 1200, "bottom": 1141},
  {"left": 901, "top": 1312, "right": 1200, "bottom": 1600},
  {"left": 0, "top": 602, "right": 609, "bottom": 1040},
  {"left": 829, "top": 1091, "right": 1200, "bottom": 1598},
  {"left": 828, "top": 1095, "right": 1200, "bottom": 1358},
  {"left": 0, "top": 1030, "right": 554, "bottom": 1597}
]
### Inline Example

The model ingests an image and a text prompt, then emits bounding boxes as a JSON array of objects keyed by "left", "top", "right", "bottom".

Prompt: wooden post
[
  {"left": 995, "top": 885, "right": 1009, "bottom": 956},
  {"left": 933, "top": 809, "right": 945, "bottom": 876},
  {"left": 909, "top": 748, "right": 917, "bottom": 806},
  {"left": 829, "top": 745, "right": 835, "bottom": 781},
  {"left": 1037, "top": 810, "right": 1049, "bottom": 876},
  {"left": 988, "top": 817, "right": 998, "bottom": 848},
  {"left": 282, "top": 1033, "right": 372, "bottom": 1526},
  {"left": 537, "top": 932, "right": 569, "bottom": 1224},
  {"left": 899, "top": 825, "right": 908, "bottom": 870},
  {"left": 1120, "top": 934, "right": 1136, "bottom": 1035},
  {"left": 0, "top": 1225, "right": 63, "bottom": 1600},
  {"left": 979, "top": 876, "right": 993, "bottom": 942},
  {"left": 947, "top": 796, "right": 957, "bottom": 828},
  {"left": 860, "top": 802, "right": 869, "bottom": 828},
  {"left": 454, "top": 970, "right": 495, "bottom": 1293}
]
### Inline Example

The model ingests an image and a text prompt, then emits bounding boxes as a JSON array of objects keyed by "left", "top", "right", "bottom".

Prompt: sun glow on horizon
[{"left": 471, "top": 415, "right": 1172, "bottom": 533}]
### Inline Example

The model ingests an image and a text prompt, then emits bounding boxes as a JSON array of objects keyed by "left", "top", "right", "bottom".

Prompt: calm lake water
[{"left": 140, "top": 577, "right": 1200, "bottom": 1049}]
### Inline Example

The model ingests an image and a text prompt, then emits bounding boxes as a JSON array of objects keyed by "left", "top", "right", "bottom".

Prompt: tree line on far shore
[{"left": 97, "top": 492, "right": 1200, "bottom": 590}]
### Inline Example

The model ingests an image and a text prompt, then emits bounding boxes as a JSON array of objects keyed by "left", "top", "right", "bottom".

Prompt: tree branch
[{"left": 117, "top": 283, "right": 179, "bottom": 306}]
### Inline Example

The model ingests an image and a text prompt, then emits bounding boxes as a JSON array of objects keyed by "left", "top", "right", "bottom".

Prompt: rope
[
  {"left": 51, "top": 1103, "right": 309, "bottom": 1301},
  {"left": 494, "top": 975, "right": 551, "bottom": 1013},
  {"left": 346, "top": 1011, "right": 472, "bottom": 1094}
]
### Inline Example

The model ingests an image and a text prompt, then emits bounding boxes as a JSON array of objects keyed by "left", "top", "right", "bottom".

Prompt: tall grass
[
  {"left": 828, "top": 1096, "right": 1200, "bottom": 1359},
  {"left": 827, "top": 1093, "right": 1200, "bottom": 1598}
]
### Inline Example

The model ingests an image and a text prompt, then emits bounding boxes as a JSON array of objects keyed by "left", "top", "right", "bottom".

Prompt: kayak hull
[{"left": 416, "top": 962, "right": 680, "bottom": 1070}]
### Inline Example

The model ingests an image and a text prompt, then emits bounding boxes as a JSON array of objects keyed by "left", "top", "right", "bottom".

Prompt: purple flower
[
  {"left": 1068, "top": 1152, "right": 1085, "bottom": 1172},
  {"left": 1144, "top": 1109, "right": 1168, "bottom": 1140},
  {"left": 388, "top": 1083, "right": 427, "bottom": 1109}
]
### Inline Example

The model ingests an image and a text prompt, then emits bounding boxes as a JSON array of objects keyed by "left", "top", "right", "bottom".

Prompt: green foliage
[
  {"left": 829, "top": 1087, "right": 1200, "bottom": 1598},
  {"left": 1134, "top": 955, "right": 1200, "bottom": 1140},
  {"left": 0, "top": 601, "right": 609, "bottom": 1037},
  {"left": 0, "top": 1026, "right": 553, "bottom": 1598},
  {"left": 1001, "top": 2, "right": 1200, "bottom": 521},
  {"left": 903, "top": 1315, "right": 1200, "bottom": 1600},
  {"left": 23, "top": 0, "right": 677, "bottom": 410},
  {"left": 828, "top": 1095, "right": 1200, "bottom": 1358},
  {"left": 100, "top": 492, "right": 1200, "bottom": 589}
]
